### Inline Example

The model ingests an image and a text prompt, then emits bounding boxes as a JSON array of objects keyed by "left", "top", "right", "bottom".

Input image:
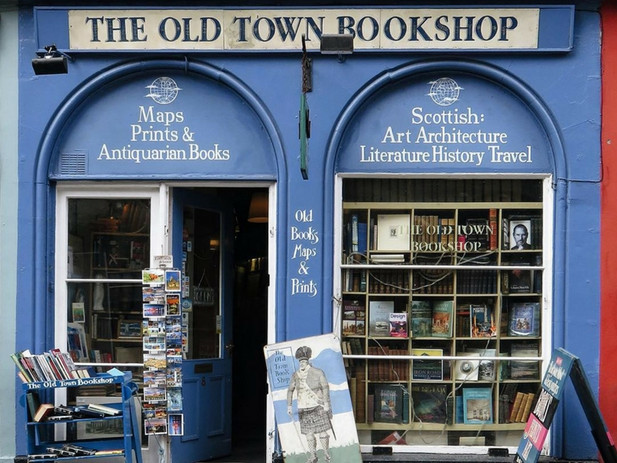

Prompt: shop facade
[{"left": 9, "top": 2, "right": 606, "bottom": 462}]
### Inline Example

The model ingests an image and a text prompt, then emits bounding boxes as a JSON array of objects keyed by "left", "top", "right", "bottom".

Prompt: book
[
  {"left": 60, "top": 444, "right": 96, "bottom": 456},
  {"left": 34, "top": 403, "right": 55, "bottom": 422},
  {"left": 477, "top": 349, "right": 497, "bottom": 381},
  {"left": 369, "top": 300, "right": 394, "bottom": 336},
  {"left": 508, "top": 269, "right": 532, "bottom": 293},
  {"left": 508, "top": 302, "right": 540, "bottom": 336},
  {"left": 352, "top": 215, "right": 368, "bottom": 255},
  {"left": 87, "top": 403, "right": 121, "bottom": 416},
  {"left": 370, "top": 254, "right": 405, "bottom": 264},
  {"left": 518, "top": 392, "right": 536, "bottom": 423},
  {"left": 510, "top": 342, "right": 539, "bottom": 380},
  {"left": 11, "top": 348, "right": 90, "bottom": 382},
  {"left": 374, "top": 384, "right": 404, "bottom": 423},
  {"left": 410, "top": 300, "right": 432, "bottom": 337},
  {"left": 455, "top": 394, "right": 464, "bottom": 424},
  {"left": 412, "top": 348, "right": 443, "bottom": 380},
  {"left": 402, "top": 386, "right": 410, "bottom": 424},
  {"left": 502, "top": 216, "right": 510, "bottom": 250},
  {"left": 343, "top": 299, "right": 366, "bottom": 335},
  {"left": 377, "top": 431, "right": 406, "bottom": 445},
  {"left": 462, "top": 388, "right": 493, "bottom": 424},
  {"left": 509, "top": 218, "right": 533, "bottom": 250},
  {"left": 456, "top": 306, "right": 471, "bottom": 337},
  {"left": 94, "top": 450, "right": 124, "bottom": 456},
  {"left": 11, "top": 351, "right": 34, "bottom": 383},
  {"left": 509, "top": 391, "right": 526, "bottom": 422},
  {"left": 75, "top": 406, "right": 106, "bottom": 418},
  {"left": 464, "top": 348, "right": 497, "bottom": 381},
  {"left": 463, "top": 217, "right": 491, "bottom": 251},
  {"left": 431, "top": 300, "right": 453, "bottom": 338},
  {"left": 411, "top": 383, "right": 448, "bottom": 423},
  {"left": 376, "top": 214, "right": 410, "bottom": 251},
  {"left": 499, "top": 383, "right": 518, "bottom": 423},
  {"left": 26, "top": 392, "right": 41, "bottom": 421},
  {"left": 489, "top": 209, "right": 498, "bottom": 250},
  {"left": 389, "top": 312, "right": 408, "bottom": 337},
  {"left": 470, "top": 304, "right": 496, "bottom": 337},
  {"left": 514, "top": 393, "right": 529, "bottom": 422}
]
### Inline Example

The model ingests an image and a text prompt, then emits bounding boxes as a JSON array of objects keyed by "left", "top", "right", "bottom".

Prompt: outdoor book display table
[{"left": 22, "top": 372, "right": 142, "bottom": 462}]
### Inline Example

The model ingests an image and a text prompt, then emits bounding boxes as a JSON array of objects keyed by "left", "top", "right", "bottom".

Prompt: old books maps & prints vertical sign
[
  {"left": 515, "top": 348, "right": 617, "bottom": 463},
  {"left": 264, "top": 333, "right": 362, "bottom": 463}
]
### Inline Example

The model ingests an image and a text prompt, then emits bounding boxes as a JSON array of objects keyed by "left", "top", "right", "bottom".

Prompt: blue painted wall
[
  {"left": 14, "top": 2, "right": 601, "bottom": 459},
  {"left": 1, "top": 7, "right": 19, "bottom": 463}
]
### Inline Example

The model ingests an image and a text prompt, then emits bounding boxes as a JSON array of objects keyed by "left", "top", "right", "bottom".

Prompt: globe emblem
[
  {"left": 145, "top": 77, "right": 181, "bottom": 105},
  {"left": 428, "top": 77, "right": 462, "bottom": 106}
]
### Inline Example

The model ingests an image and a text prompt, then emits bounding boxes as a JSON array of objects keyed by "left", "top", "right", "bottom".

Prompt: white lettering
[
  {"left": 489, "top": 145, "right": 532, "bottom": 163},
  {"left": 291, "top": 278, "right": 318, "bottom": 297}
]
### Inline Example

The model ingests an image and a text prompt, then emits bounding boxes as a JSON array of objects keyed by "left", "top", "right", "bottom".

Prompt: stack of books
[{"left": 10, "top": 348, "right": 91, "bottom": 383}]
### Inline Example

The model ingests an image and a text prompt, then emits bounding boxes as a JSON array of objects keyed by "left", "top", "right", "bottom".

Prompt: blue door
[{"left": 170, "top": 189, "right": 233, "bottom": 462}]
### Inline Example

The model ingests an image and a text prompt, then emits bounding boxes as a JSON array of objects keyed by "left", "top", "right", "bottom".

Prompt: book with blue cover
[
  {"left": 374, "top": 384, "right": 404, "bottom": 423},
  {"left": 463, "top": 387, "right": 493, "bottom": 424},
  {"left": 508, "top": 302, "right": 540, "bottom": 336}
]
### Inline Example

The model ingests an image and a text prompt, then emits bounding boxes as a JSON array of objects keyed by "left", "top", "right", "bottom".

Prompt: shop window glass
[
  {"left": 66, "top": 198, "right": 150, "bottom": 384},
  {"left": 339, "top": 178, "right": 546, "bottom": 449}
]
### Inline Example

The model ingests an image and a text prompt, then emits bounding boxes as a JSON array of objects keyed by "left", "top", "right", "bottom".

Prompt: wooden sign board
[
  {"left": 264, "top": 334, "right": 362, "bottom": 463},
  {"left": 514, "top": 348, "right": 617, "bottom": 463}
]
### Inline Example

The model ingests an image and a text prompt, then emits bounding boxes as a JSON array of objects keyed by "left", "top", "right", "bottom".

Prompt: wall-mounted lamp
[
  {"left": 32, "top": 45, "right": 71, "bottom": 75},
  {"left": 320, "top": 34, "right": 354, "bottom": 62},
  {"left": 247, "top": 191, "right": 268, "bottom": 223}
]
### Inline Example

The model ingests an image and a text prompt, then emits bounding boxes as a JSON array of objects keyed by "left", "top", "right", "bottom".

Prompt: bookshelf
[
  {"left": 21, "top": 371, "right": 142, "bottom": 462},
  {"left": 88, "top": 231, "right": 149, "bottom": 371},
  {"left": 340, "top": 178, "right": 545, "bottom": 447}
]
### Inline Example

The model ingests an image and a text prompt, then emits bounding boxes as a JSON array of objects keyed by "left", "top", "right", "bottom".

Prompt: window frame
[
  {"left": 54, "top": 183, "right": 166, "bottom": 368},
  {"left": 332, "top": 174, "right": 554, "bottom": 454}
]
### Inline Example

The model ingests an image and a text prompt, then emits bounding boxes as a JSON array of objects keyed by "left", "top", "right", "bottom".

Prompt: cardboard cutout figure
[{"left": 264, "top": 334, "right": 361, "bottom": 463}]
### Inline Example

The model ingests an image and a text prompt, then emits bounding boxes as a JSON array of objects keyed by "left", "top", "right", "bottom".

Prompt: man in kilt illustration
[{"left": 287, "top": 345, "right": 333, "bottom": 463}]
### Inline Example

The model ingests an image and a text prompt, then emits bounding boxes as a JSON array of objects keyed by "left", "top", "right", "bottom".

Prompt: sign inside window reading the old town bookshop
[
  {"left": 514, "top": 348, "right": 617, "bottom": 463},
  {"left": 35, "top": 7, "right": 573, "bottom": 52}
]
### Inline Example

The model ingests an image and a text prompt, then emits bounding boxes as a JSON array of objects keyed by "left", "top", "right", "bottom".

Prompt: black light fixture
[
  {"left": 32, "top": 45, "right": 71, "bottom": 75},
  {"left": 320, "top": 34, "right": 354, "bottom": 62}
]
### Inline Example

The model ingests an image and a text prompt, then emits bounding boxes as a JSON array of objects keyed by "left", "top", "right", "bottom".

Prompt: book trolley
[{"left": 22, "top": 372, "right": 143, "bottom": 462}]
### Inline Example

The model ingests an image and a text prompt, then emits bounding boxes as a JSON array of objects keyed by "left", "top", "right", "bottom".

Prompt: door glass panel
[
  {"left": 182, "top": 206, "right": 221, "bottom": 360},
  {"left": 65, "top": 198, "right": 150, "bottom": 378}
]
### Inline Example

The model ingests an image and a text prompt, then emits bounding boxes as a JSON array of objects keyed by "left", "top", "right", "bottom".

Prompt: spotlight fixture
[
  {"left": 32, "top": 45, "right": 71, "bottom": 75},
  {"left": 319, "top": 34, "right": 354, "bottom": 62}
]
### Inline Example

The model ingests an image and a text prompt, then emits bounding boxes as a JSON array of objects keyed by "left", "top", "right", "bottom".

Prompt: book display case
[
  {"left": 21, "top": 372, "right": 142, "bottom": 462},
  {"left": 339, "top": 178, "right": 547, "bottom": 448}
]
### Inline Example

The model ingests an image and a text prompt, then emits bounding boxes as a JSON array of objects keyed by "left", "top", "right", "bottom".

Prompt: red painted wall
[{"left": 601, "top": 2, "right": 617, "bottom": 438}]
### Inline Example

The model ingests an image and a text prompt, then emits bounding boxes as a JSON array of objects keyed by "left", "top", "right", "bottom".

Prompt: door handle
[{"left": 225, "top": 343, "right": 235, "bottom": 354}]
